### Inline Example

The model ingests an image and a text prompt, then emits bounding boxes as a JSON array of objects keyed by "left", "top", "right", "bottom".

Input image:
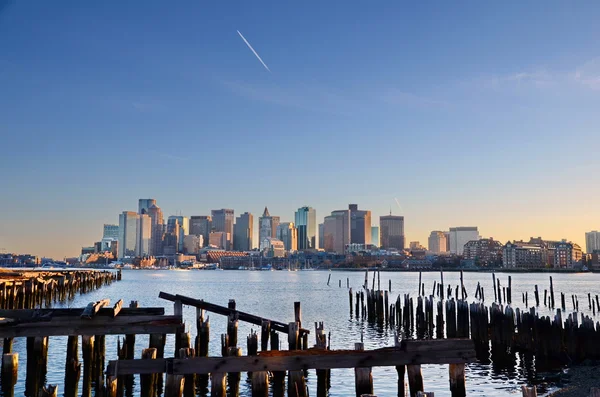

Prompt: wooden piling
[
  {"left": 165, "top": 373, "right": 184, "bottom": 397},
  {"left": 64, "top": 336, "right": 80, "bottom": 397},
  {"left": 549, "top": 276, "right": 555, "bottom": 309},
  {"left": 140, "top": 348, "right": 157, "bottom": 397},
  {"left": 407, "top": 364, "right": 424, "bottom": 397},
  {"left": 82, "top": 335, "right": 94, "bottom": 397},
  {"left": 492, "top": 273, "right": 497, "bottom": 303},
  {"left": 521, "top": 386, "right": 537, "bottom": 397},
  {"left": 179, "top": 348, "right": 196, "bottom": 397},
  {"left": 1, "top": 353, "right": 18, "bottom": 397},
  {"left": 354, "top": 343, "right": 373, "bottom": 397},
  {"left": 227, "top": 314, "right": 239, "bottom": 348},
  {"left": 252, "top": 371, "right": 269, "bottom": 397},
  {"left": 260, "top": 320, "right": 270, "bottom": 351},
  {"left": 449, "top": 363, "right": 466, "bottom": 397}
]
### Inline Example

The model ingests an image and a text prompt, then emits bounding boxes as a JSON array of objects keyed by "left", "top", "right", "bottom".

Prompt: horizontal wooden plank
[
  {"left": 0, "top": 307, "right": 165, "bottom": 320},
  {"left": 108, "top": 340, "right": 476, "bottom": 376},
  {"left": 159, "top": 292, "right": 309, "bottom": 335},
  {"left": 0, "top": 315, "right": 183, "bottom": 338}
]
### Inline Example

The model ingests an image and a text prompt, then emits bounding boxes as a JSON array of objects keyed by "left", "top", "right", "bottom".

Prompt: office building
[
  {"left": 380, "top": 215, "right": 405, "bottom": 250},
  {"left": 410, "top": 241, "right": 425, "bottom": 250},
  {"left": 138, "top": 199, "right": 156, "bottom": 215},
  {"left": 318, "top": 223, "right": 324, "bottom": 249},
  {"left": 147, "top": 204, "right": 164, "bottom": 256},
  {"left": 349, "top": 204, "right": 372, "bottom": 245},
  {"left": 323, "top": 209, "right": 351, "bottom": 253},
  {"left": 462, "top": 238, "right": 502, "bottom": 265},
  {"left": 233, "top": 212, "right": 254, "bottom": 251},
  {"left": 209, "top": 232, "right": 229, "bottom": 249},
  {"left": 262, "top": 238, "right": 285, "bottom": 258},
  {"left": 183, "top": 235, "right": 203, "bottom": 255},
  {"left": 371, "top": 226, "right": 380, "bottom": 247},
  {"left": 212, "top": 209, "right": 234, "bottom": 250},
  {"left": 136, "top": 214, "right": 152, "bottom": 257},
  {"left": 190, "top": 216, "right": 212, "bottom": 246},
  {"left": 118, "top": 211, "right": 138, "bottom": 258},
  {"left": 448, "top": 227, "right": 479, "bottom": 255},
  {"left": 167, "top": 216, "right": 188, "bottom": 253},
  {"left": 277, "top": 222, "right": 298, "bottom": 252},
  {"left": 295, "top": 206, "right": 317, "bottom": 250},
  {"left": 103, "top": 224, "right": 119, "bottom": 240},
  {"left": 259, "top": 207, "right": 280, "bottom": 250},
  {"left": 428, "top": 231, "right": 447, "bottom": 254},
  {"left": 586, "top": 231, "right": 600, "bottom": 254}
]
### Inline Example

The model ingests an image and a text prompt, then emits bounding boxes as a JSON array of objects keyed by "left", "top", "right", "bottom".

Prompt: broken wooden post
[
  {"left": 39, "top": 385, "right": 58, "bottom": 397},
  {"left": 82, "top": 335, "right": 94, "bottom": 397},
  {"left": 251, "top": 371, "right": 269, "bottom": 397},
  {"left": 64, "top": 335, "right": 80, "bottom": 397},
  {"left": 407, "top": 364, "right": 424, "bottom": 397},
  {"left": 210, "top": 372, "right": 226, "bottom": 397},
  {"left": 140, "top": 348, "right": 157, "bottom": 397},
  {"left": 260, "top": 320, "right": 270, "bottom": 351},
  {"left": 179, "top": 348, "right": 196, "bottom": 397},
  {"left": 165, "top": 372, "right": 184, "bottom": 397},
  {"left": 521, "top": 386, "right": 537, "bottom": 397}
]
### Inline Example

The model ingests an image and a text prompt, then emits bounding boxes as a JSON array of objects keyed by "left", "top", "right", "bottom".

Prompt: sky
[{"left": 1, "top": 1, "right": 600, "bottom": 258}]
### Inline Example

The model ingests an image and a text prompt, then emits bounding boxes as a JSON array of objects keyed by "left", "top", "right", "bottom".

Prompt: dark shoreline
[{"left": 330, "top": 268, "right": 594, "bottom": 274}]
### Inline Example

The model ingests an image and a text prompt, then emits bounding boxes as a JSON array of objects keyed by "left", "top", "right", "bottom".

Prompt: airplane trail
[{"left": 237, "top": 30, "right": 271, "bottom": 73}]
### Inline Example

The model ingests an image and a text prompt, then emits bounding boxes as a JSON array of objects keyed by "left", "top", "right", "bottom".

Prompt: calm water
[{"left": 5, "top": 270, "right": 600, "bottom": 396}]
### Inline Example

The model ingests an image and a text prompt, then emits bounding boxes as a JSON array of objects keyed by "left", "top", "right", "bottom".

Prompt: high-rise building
[
  {"left": 136, "top": 214, "right": 152, "bottom": 257},
  {"left": 209, "top": 232, "right": 229, "bottom": 249},
  {"left": 277, "top": 222, "right": 298, "bottom": 252},
  {"left": 118, "top": 211, "right": 138, "bottom": 258},
  {"left": 103, "top": 224, "right": 119, "bottom": 240},
  {"left": 371, "top": 226, "right": 380, "bottom": 247},
  {"left": 349, "top": 204, "right": 372, "bottom": 245},
  {"left": 212, "top": 209, "right": 234, "bottom": 250},
  {"left": 428, "top": 231, "right": 447, "bottom": 254},
  {"left": 380, "top": 215, "right": 405, "bottom": 250},
  {"left": 448, "top": 227, "right": 479, "bottom": 255},
  {"left": 323, "top": 210, "right": 351, "bottom": 253},
  {"left": 586, "top": 231, "right": 600, "bottom": 254},
  {"left": 138, "top": 199, "right": 156, "bottom": 214},
  {"left": 233, "top": 212, "right": 254, "bottom": 251},
  {"left": 147, "top": 204, "right": 164, "bottom": 256},
  {"left": 295, "top": 206, "right": 317, "bottom": 250},
  {"left": 183, "top": 235, "right": 203, "bottom": 255},
  {"left": 259, "top": 207, "right": 280, "bottom": 250},
  {"left": 167, "top": 216, "right": 188, "bottom": 253},
  {"left": 190, "top": 216, "right": 212, "bottom": 246},
  {"left": 318, "top": 223, "right": 324, "bottom": 249}
]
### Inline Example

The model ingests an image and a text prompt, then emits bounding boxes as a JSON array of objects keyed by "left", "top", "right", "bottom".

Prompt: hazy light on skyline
[{"left": 0, "top": 2, "right": 599, "bottom": 258}]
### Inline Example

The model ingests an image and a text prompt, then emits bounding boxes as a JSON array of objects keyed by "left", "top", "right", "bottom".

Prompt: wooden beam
[
  {"left": 0, "top": 315, "right": 183, "bottom": 338},
  {"left": 112, "top": 300, "right": 124, "bottom": 318},
  {"left": 0, "top": 308, "right": 165, "bottom": 320},
  {"left": 159, "top": 292, "right": 309, "bottom": 335},
  {"left": 81, "top": 300, "right": 110, "bottom": 319},
  {"left": 107, "top": 340, "right": 475, "bottom": 376}
]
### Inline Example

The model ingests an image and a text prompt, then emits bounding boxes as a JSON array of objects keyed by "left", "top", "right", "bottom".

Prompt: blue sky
[{"left": 1, "top": 1, "right": 600, "bottom": 257}]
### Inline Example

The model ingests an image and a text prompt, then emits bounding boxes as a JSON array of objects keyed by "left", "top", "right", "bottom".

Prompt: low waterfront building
[
  {"left": 554, "top": 241, "right": 583, "bottom": 268},
  {"left": 503, "top": 242, "right": 545, "bottom": 269},
  {"left": 261, "top": 237, "right": 286, "bottom": 258}
]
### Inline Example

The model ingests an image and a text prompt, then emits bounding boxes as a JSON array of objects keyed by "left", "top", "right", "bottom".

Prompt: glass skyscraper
[{"left": 295, "top": 206, "right": 317, "bottom": 250}]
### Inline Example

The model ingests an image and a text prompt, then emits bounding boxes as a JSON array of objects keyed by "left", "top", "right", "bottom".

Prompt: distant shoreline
[{"left": 330, "top": 267, "right": 594, "bottom": 273}]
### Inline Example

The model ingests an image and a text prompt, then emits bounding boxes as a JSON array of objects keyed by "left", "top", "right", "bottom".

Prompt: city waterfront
[{"left": 5, "top": 270, "right": 600, "bottom": 396}]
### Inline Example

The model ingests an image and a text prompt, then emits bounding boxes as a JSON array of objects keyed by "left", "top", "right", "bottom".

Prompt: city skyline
[{"left": 1, "top": 3, "right": 600, "bottom": 258}]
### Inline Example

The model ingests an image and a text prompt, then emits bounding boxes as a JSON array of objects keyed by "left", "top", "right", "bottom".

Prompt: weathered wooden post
[
  {"left": 39, "top": 385, "right": 58, "bottom": 397},
  {"left": 1, "top": 353, "right": 18, "bottom": 397},
  {"left": 179, "top": 348, "right": 196, "bottom": 397},
  {"left": 227, "top": 314, "right": 239, "bottom": 348},
  {"left": 521, "top": 386, "right": 537, "bottom": 397},
  {"left": 449, "top": 363, "right": 466, "bottom": 397},
  {"left": 94, "top": 334, "right": 106, "bottom": 396},
  {"left": 140, "top": 348, "right": 157, "bottom": 397},
  {"left": 354, "top": 343, "right": 373, "bottom": 397},
  {"left": 549, "top": 276, "right": 555, "bottom": 309},
  {"left": 64, "top": 335, "right": 80, "bottom": 397},
  {"left": 252, "top": 371, "right": 269, "bottom": 397},
  {"left": 315, "top": 322, "right": 329, "bottom": 397},
  {"left": 227, "top": 347, "right": 242, "bottom": 397},
  {"left": 270, "top": 330, "right": 285, "bottom": 397},
  {"left": 210, "top": 372, "right": 226, "bottom": 397},
  {"left": 126, "top": 301, "right": 138, "bottom": 360},
  {"left": 260, "top": 320, "right": 270, "bottom": 351},
  {"left": 165, "top": 373, "right": 184, "bottom": 397},
  {"left": 82, "top": 335, "right": 94, "bottom": 397},
  {"left": 288, "top": 322, "right": 307, "bottom": 396},
  {"left": 407, "top": 364, "right": 424, "bottom": 397}
]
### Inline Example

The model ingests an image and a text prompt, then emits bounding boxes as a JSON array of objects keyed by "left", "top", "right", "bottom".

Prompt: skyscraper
[
  {"left": 138, "top": 199, "right": 156, "bottom": 214},
  {"left": 147, "top": 204, "right": 164, "bottom": 256},
  {"left": 136, "top": 214, "right": 152, "bottom": 257},
  {"left": 295, "top": 206, "right": 317, "bottom": 250},
  {"left": 167, "top": 216, "right": 189, "bottom": 253},
  {"left": 428, "top": 231, "right": 447, "bottom": 254},
  {"left": 318, "top": 223, "right": 324, "bottom": 249},
  {"left": 103, "top": 224, "right": 119, "bottom": 240},
  {"left": 190, "top": 216, "right": 212, "bottom": 247},
  {"left": 276, "top": 222, "right": 298, "bottom": 252},
  {"left": 258, "top": 207, "right": 280, "bottom": 250},
  {"left": 380, "top": 215, "right": 405, "bottom": 250},
  {"left": 371, "top": 226, "right": 380, "bottom": 247},
  {"left": 233, "top": 212, "right": 254, "bottom": 251},
  {"left": 448, "top": 227, "right": 479, "bottom": 255},
  {"left": 118, "top": 211, "right": 138, "bottom": 258},
  {"left": 323, "top": 209, "right": 351, "bottom": 253},
  {"left": 586, "top": 231, "right": 600, "bottom": 253},
  {"left": 349, "top": 204, "right": 372, "bottom": 245},
  {"left": 212, "top": 209, "right": 234, "bottom": 250}
]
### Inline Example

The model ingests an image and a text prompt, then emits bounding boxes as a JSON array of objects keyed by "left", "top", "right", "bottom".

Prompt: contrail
[
  {"left": 237, "top": 30, "right": 271, "bottom": 73},
  {"left": 394, "top": 198, "right": 403, "bottom": 213}
]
